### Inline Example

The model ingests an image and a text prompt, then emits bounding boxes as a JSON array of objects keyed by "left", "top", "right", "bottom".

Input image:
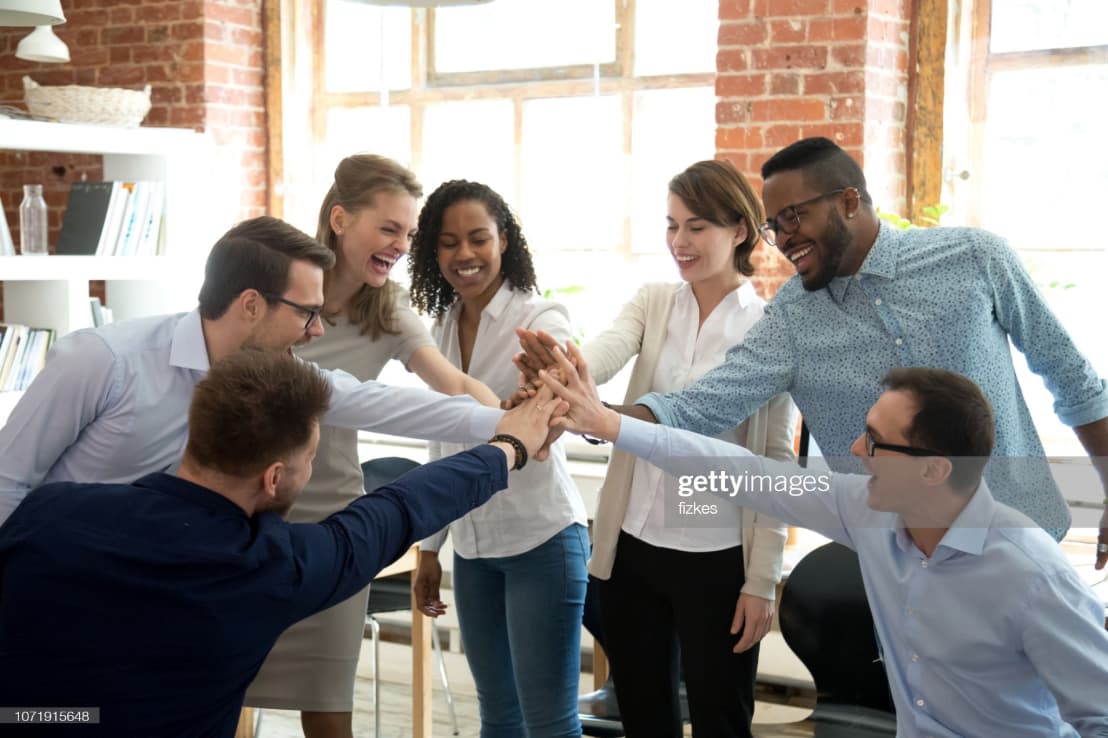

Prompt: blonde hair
[{"left": 316, "top": 154, "right": 423, "bottom": 338}]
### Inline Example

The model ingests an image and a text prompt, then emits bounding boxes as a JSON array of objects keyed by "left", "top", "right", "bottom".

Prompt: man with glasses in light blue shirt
[
  {"left": 629, "top": 137, "right": 1108, "bottom": 561},
  {"left": 0, "top": 216, "right": 505, "bottom": 526},
  {"left": 545, "top": 348, "right": 1108, "bottom": 738}
]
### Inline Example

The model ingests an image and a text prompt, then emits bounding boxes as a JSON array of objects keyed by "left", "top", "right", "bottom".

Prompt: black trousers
[{"left": 597, "top": 532, "right": 758, "bottom": 738}]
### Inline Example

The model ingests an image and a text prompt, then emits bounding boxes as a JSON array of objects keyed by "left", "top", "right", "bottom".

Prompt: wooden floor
[{"left": 252, "top": 637, "right": 814, "bottom": 737}]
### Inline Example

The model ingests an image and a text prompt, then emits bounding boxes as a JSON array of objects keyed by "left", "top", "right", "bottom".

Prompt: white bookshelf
[{"left": 0, "top": 119, "right": 220, "bottom": 335}]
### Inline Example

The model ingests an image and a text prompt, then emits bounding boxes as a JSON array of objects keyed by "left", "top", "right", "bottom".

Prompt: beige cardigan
[{"left": 583, "top": 282, "right": 798, "bottom": 600}]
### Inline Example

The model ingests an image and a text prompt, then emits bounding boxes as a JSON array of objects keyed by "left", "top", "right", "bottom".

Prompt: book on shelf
[
  {"left": 56, "top": 181, "right": 116, "bottom": 256},
  {"left": 88, "top": 297, "right": 115, "bottom": 328},
  {"left": 0, "top": 323, "right": 55, "bottom": 393},
  {"left": 54, "top": 180, "right": 165, "bottom": 258}
]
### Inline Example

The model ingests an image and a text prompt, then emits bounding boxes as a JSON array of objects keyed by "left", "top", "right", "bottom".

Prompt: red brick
[
  {"left": 829, "top": 94, "right": 864, "bottom": 120},
  {"left": 831, "top": 43, "right": 866, "bottom": 67},
  {"left": 751, "top": 98, "right": 827, "bottom": 122},
  {"left": 769, "top": 19, "right": 806, "bottom": 44},
  {"left": 803, "top": 123, "right": 864, "bottom": 148},
  {"left": 716, "top": 73, "right": 767, "bottom": 97},
  {"left": 716, "top": 126, "right": 765, "bottom": 151},
  {"left": 752, "top": 45, "right": 828, "bottom": 71},
  {"left": 763, "top": 0, "right": 830, "bottom": 16},
  {"left": 769, "top": 73, "right": 800, "bottom": 95},
  {"left": 804, "top": 71, "right": 865, "bottom": 95},
  {"left": 719, "top": 0, "right": 754, "bottom": 20},
  {"left": 717, "top": 100, "right": 752, "bottom": 125},
  {"left": 764, "top": 124, "right": 803, "bottom": 148},
  {"left": 109, "top": 6, "right": 134, "bottom": 24},
  {"left": 172, "top": 21, "right": 205, "bottom": 42},
  {"left": 101, "top": 27, "right": 145, "bottom": 46},
  {"left": 718, "top": 21, "right": 767, "bottom": 46},
  {"left": 205, "top": 4, "right": 256, "bottom": 27},
  {"left": 717, "top": 49, "right": 749, "bottom": 73},
  {"left": 833, "top": 0, "right": 866, "bottom": 13}
]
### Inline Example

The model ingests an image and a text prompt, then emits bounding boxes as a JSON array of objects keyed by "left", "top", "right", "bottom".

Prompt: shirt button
[
  {"left": 895, "top": 338, "right": 903, "bottom": 346},
  {"left": 912, "top": 653, "right": 919, "bottom": 662},
  {"left": 921, "top": 561, "right": 928, "bottom": 568},
  {"left": 916, "top": 698, "right": 925, "bottom": 707},
  {"left": 874, "top": 298, "right": 882, "bottom": 306}
]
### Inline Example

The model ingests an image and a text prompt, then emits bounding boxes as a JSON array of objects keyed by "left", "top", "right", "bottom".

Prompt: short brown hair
[
  {"left": 197, "top": 216, "right": 336, "bottom": 320},
  {"left": 882, "top": 367, "right": 995, "bottom": 491},
  {"left": 186, "top": 349, "right": 332, "bottom": 477},
  {"left": 668, "top": 160, "right": 765, "bottom": 277}
]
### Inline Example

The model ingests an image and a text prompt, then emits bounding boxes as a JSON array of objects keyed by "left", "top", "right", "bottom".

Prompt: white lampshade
[
  {"left": 353, "top": 0, "right": 495, "bottom": 6},
  {"left": 0, "top": 0, "right": 66, "bottom": 26},
  {"left": 16, "top": 24, "right": 69, "bottom": 63}
]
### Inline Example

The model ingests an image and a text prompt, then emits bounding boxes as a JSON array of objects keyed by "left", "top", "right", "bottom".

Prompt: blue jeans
[{"left": 453, "top": 523, "right": 588, "bottom": 738}]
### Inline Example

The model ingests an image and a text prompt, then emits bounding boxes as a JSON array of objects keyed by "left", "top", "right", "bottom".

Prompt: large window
[
  {"left": 281, "top": 0, "right": 719, "bottom": 351},
  {"left": 944, "top": 0, "right": 1108, "bottom": 455}
]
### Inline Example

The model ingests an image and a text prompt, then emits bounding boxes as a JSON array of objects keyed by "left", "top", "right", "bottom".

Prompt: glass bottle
[{"left": 19, "top": 184, "right": 48, "bottom": 255}]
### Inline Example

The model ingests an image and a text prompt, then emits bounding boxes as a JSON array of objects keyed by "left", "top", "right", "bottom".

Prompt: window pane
[
  {"left": 434, "top": 0, "right": 615, "bottom": 74},
  {"left": 990, "top": 0, "right": 1108, "bottom": 53},
  {"left": 318, "top": 106, "right": 412, "bottom": 197},
  {"left": 635, "top": 0, "right": 718, "bottom": 75},
  {"left": 520, "top": 96, "right": 623, "bottom": 253},
  {"left": 325, "top": 0, "right": 412, "bottom": 92},
  {"left": 420, "top": 100, "right": 515, "bottom": 198},
  {"left": 981, "top": 66, "right": 1107, "bottom": 251},
  {"left": 629, "top": 87, "right": 717, "bottom": 253}
]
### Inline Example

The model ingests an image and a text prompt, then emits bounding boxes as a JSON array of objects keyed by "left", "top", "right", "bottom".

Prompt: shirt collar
[
  {"left": 169, "top": 310, "right": 211, "bottom": 372},
  {"left": 827, "top": 221, "right": 899, "bottom": 303},
  {"left": 675, "top": 279, "right": 756, "bottom": 309},
  {"left": 892, "top": 480, "right": 995, "bottom": 557},
  {"left": 452, "top": 279, "right": 517, "bottom": 323}
]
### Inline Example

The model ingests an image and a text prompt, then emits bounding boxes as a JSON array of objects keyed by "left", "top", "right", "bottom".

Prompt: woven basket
[{"left": 23, "top": 76, "right": 151, "bottom": 128}]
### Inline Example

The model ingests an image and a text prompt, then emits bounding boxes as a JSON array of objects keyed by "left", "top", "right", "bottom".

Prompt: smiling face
[
  {"left": 762, "top": 169, "right": 858, "bottom": 291},
  {"left": 850, "top": 389, "right": 928, "bottom": 513},
  {"left": 666, "top": 193, "right": 745, "bottom": 287},
  {"left": 246, "top": 259, "right": 326, "bottom": 353},
  {"left": 435, "top": 199, "right": 505, "bottom": 311},
  {"left": 332, "top": 189, "right": 418, "bottom": 289}
]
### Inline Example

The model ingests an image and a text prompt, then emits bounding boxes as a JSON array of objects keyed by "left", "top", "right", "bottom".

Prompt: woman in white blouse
[
  {"left": 576, "top": 160, "right": 796, "bottom": 737},
  {"left": 409, "top": 180, "right": 589, "bottom": 738}
]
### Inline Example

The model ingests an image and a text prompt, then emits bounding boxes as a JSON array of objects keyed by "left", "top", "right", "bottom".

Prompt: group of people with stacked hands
[{"left": 1, "top": 136, "right": 1107, "bottom": 738}]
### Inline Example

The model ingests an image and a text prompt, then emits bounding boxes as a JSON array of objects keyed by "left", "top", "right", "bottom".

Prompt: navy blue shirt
[{"left": 0, "top": 446, "right": 507, "bottom": 737}]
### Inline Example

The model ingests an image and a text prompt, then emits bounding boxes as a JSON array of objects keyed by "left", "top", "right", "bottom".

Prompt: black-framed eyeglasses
[
  {"left": 759, "top": 188, "right": 846, "bottom": 247},
  {"left": 864, "top": 429, "right": 942, "bottom": 458},
  {"left": 263, "top": 293, "right": 322, "bottom": 331}
]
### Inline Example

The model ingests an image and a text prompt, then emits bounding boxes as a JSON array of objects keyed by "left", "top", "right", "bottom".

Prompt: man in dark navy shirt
[{"left": 0, "top": 350, "right": 556, "bottom": 737}]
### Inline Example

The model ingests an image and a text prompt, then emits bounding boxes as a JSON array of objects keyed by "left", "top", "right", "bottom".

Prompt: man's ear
[
  {"left": 921, "top": 456, "right": 953, "bottom": 488},
  {"left": 238, "top": 289, "right": 266, "bottom": 325},
  {"left": 260, "top": 460, "right": 283, "bottom": 500},
  {"left": 843, "top": 186, "right": 862, "bottom": 220}
]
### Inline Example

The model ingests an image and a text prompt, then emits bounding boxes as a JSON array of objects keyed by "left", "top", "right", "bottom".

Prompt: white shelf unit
[{"left": 0, "top": 119, "right": 219, "bottom": 336}]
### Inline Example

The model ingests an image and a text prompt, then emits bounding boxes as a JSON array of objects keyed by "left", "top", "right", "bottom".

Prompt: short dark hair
[
  {"left": 669, "top": 159, "right": 765, "bottom": 277},
  {"left": 881, "top": 367, "right": 995, "bottom": 491},
  {"left": 186, "top": 349, "right": 332, "bottom": 477},
  {"left": 197, "top": 216, "right": 336, "bottom": 320},
  {"left": 761, "top": 137, "right": 872, "bottom": 205},
  {"left": 408, "top": 180, "right": 537, "bottom": 318}
]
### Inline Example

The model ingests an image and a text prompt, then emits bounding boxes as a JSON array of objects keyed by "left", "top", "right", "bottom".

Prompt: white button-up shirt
[
  {"left": 422, "top": 283, "right": 587, "bottom": 559},
  {"left": 622, "top": 281, "right": 764, "bottom": 551},
  {"left": 0, "top": 310, "right": 501, "bottom": 524}
]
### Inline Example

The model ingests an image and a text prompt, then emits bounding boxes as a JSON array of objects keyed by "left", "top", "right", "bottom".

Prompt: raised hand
[
  {"left": 493, "top": 383, "right": 568, "bottom": 462},
  {"left": 539, "top": 341, "right": 621, "bottom": 442},
  {"left": 513, "top": 328, "right": 563, "bottom": 385}
]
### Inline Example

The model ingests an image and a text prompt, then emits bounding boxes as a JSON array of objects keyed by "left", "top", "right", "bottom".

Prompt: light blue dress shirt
[
  {"left": 0, "top": 310, "right": 501, "bottom": 525},
  {"left": 616, "top": 416, "right": 1108, "bottom": 738},
  {"left": 639, "top": 223, "right": 1108, "bottom": 537}
]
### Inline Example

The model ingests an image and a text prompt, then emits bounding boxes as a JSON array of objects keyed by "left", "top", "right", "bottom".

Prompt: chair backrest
[
  {"left": 362, "top": 457, "right": 422, "bottom": 616},
  {"left": 778, "top": 541, "right": 895, "bottom": 714}
]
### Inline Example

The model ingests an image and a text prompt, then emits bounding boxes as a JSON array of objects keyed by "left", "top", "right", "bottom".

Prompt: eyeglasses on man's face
[
  {"left": 263, "top": 293, "right": 322, "bottom": 332},
  {"left": 759, "top": 188, "right": 847, "bottom": 247},
  {"left": 864, "top": 429, "right": 943, "bottom": 458}
]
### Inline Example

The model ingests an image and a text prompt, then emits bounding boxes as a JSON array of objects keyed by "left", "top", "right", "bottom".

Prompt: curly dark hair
[{"left": 408, "top": 180, "right": 538, "bottom": 318}]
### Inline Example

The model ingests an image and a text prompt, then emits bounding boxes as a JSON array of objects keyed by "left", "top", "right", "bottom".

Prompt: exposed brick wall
[
  {"left": 715, "top": 0, "right": 913, "bottom": 300},
  {"left": 0, "top": 0, "right": 266, "bottom": 319}
]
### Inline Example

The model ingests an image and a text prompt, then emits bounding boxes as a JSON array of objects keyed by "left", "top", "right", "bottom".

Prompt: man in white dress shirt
[
  {"left": 0, "top": 216, "right": 503, "bottom": 524},
  {"left": 542, "top": 342, "right": 1108, "bottom": 738}
]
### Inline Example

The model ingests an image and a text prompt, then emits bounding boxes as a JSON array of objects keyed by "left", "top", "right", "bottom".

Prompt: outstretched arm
[{"left": 407, "top": 345, "right": 501, "bottom": 408}]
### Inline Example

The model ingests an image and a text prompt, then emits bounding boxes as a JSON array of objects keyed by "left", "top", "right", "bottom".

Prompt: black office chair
[
  {"left": 759, "top": 541, "right": 896, "bottom": 737},
  {"left": 362, "top": 457, "right": 459, "bottom": 737}
]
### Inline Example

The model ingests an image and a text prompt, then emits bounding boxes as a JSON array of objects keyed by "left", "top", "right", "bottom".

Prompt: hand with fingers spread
[
  {"left": 538, "top": 340, "right": 622, "bottom": 443},
  {"left": 514, "top": 327, "right": 563, "bottom": 386},
  {"left": 730, "top": 593, "right": 775, "bottom": 654}
]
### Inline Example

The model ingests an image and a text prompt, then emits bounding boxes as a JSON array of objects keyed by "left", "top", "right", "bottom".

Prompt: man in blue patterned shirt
[{"left": 636, "top": 137, "right": 1108, "bottom": 558}]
